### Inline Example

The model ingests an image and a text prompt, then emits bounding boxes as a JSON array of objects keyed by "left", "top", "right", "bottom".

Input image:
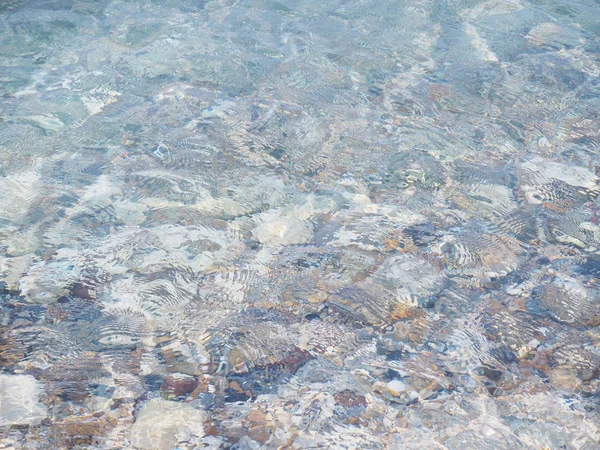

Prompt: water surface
[{"left": 1, "top": 0, "right": 600, "bottom": 448}]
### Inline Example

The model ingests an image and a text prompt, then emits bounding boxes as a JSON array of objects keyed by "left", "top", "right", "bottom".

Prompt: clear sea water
[{"left": 1, "top": 0, "right": 600, "bottom": 448}]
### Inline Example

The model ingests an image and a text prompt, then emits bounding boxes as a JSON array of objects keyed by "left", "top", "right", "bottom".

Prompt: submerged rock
[
  {"left": 130, "top": 399, "right": 205, "bottom": 449},
  {"left": 0, "top": 374, "right": 47, "bottom": 427}
]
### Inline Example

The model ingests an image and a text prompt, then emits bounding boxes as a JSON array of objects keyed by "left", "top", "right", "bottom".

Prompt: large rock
[
  {"left": 130, "top": 398, "right": 205, "bottom": 449},
  {"left": 0, "top": 374, "right": 47, "bottom": 427}
]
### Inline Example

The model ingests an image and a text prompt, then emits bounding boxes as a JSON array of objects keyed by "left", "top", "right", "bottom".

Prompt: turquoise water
[{"left": 1, "top": 0, "right": 600, "bottom": 448}]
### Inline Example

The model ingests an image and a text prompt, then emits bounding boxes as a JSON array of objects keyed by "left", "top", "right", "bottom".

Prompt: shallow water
[{"left": 1, "top": 0, "right": 600, "bottom": 448}]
